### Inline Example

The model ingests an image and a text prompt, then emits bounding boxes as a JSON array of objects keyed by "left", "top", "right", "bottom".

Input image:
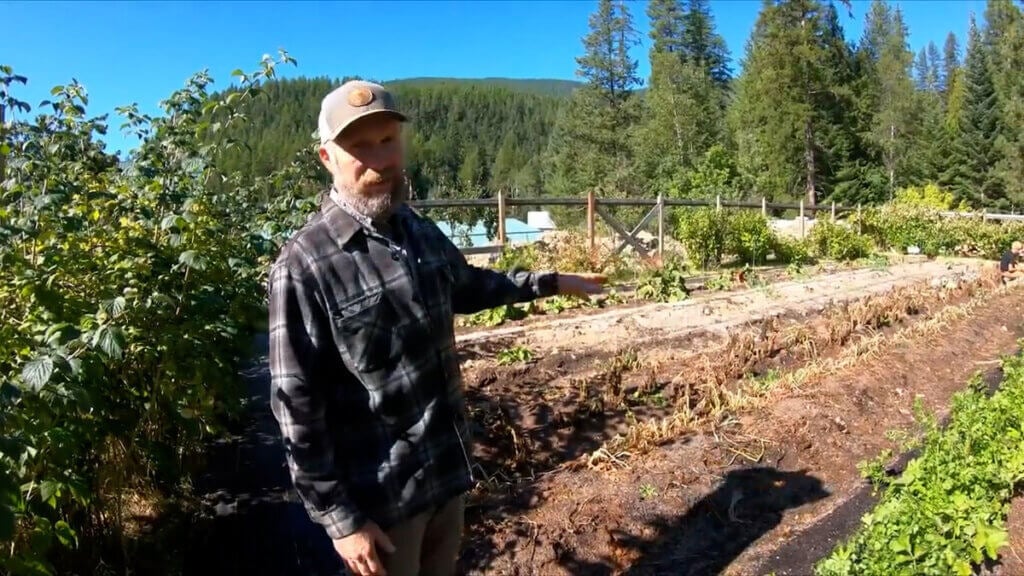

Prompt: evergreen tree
[
  {"left": 914, "top": 48, "right": 931, "bottom": 92},
  {"left": 927, "top": 41, "right": 944, "bottom": 93},
  {"left": 679, "top": 0, "right": 732, "bottom": 89},
  {"left": 985, "top": 0, "right": 1024, "bottom": 207},
  {"left": 914, "top": 42, "right": 942, "bottom": 93},
  {"left": 861, "top": 1, "right": 917, "bottom": 195},
  {"left": 949, "top": 16, "right": 1005, "bottom": 207},
  {"left": 646, "top": 0, "right": 685, "bottom": 56},
  {"left": 942, "top": 32, "right": 961, "bottom": 102},
  {"left": 731, "top": 0, "right": 856, "bottom": 206},
  {"left": 634, "top": 0, "right": 728, "bottom": 197},
  {"left": 546, "top": 0, "right": 642, "bottom": 197}
]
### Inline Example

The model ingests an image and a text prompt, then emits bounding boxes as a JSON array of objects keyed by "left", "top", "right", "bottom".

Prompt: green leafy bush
[
  {"left": 771, "top": 235, "right": 813, "bottom": 265},
  {"left": 494, "top": 243, "right": 540, "bottom": 272},
  {"left": 853, "top": 203, "right": 1024, "bottom": 260},
  {"left": 728, "top": 210, "right": 774, "bottom": 266},
  {"left": 816, "top": 351, "right": 1024, "bottom": 576},
  {"left": 673, "top": 207, "right": 729, "bottom": 270},
  {"left": 0, "top": 54, "right": 296, "bottom": 574},
  {"left": 854, "top": 205, "right": 947, "bottom": 256},
  {"left": 892, "top": 183, "right": 967, "bottom": 211},
  {"left": 635, "top": 257, "right": 690, "bottom": 302},
  {"left": 807, "top": 220, "right": 874, "bottom": 261}
]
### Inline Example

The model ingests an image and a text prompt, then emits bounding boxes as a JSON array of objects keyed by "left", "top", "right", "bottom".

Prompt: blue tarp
[{"left": 431, "top": 218, "right": 544, "bottom": 248}]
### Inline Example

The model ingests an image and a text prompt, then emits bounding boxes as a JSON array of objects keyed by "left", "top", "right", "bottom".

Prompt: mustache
[{"left": 363, "top": 168, "right": 399, "bottom": 185}]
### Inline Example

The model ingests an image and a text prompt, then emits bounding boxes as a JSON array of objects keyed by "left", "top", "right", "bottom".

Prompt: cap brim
[{"left": 321, "top": 109, "right": 409, "bottom": 144}]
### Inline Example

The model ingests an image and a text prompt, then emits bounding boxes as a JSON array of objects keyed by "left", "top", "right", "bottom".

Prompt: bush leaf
[
  {"left": 93, "top": 326, "right": 126, "bottom": 360},
  {"left": 22, "top": 357, "right": 54, "bottom": 391}
]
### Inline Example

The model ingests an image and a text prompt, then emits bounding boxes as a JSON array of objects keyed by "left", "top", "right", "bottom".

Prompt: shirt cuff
[{"left": 317, "top": 504, "right": 368, "bottom": 540}]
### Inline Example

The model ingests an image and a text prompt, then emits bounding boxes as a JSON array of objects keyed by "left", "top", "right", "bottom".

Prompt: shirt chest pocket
[{"left": 331, "top": 290, "right": 402, "bottom": 377}]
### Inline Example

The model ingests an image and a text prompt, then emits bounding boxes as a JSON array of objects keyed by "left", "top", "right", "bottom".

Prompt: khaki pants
[{"left": 380, "top": 496, "right": 465, "bottom": 576}]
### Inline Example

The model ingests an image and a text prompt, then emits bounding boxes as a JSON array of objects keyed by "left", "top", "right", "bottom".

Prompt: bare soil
[
  {"left": 1000, "top": 498, "right": 1024, "bottom": 576},
  {"left": 451, "top": 257, "right": 1024, "bottom": 575}
]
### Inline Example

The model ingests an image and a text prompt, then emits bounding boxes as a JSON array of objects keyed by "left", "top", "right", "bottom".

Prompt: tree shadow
[{"left": 555, "top": 467, "right": 830, "bottom": 576}]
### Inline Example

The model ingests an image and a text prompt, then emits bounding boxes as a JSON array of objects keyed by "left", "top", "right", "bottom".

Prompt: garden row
[
  {"left": 457, "top": 190, "right": 1023, "bottom": 329},
  {"left": 814, "top": 346, "right": 1024, "bottom": 576},
  {"left": 453, "top": 258, "right": 1010, "bottom": 574}
]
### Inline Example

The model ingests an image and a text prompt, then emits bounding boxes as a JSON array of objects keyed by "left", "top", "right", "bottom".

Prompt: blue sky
[{"left": 2, "top": 0, "right": 985, "bottom": 156}]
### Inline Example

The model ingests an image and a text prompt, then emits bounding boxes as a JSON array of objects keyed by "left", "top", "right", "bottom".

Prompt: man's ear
[{"left": 318, "top": 145, "right": 332, "bottom": 168}]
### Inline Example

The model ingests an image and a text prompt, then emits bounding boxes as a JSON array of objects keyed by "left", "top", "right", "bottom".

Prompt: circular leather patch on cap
[{"left": 347, "top": 87, "right": 375, "bottom": 107}]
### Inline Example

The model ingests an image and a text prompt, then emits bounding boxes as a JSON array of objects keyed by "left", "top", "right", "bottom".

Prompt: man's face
[{"left": 319, "top": 114, "right": 406, "bottom": 220}]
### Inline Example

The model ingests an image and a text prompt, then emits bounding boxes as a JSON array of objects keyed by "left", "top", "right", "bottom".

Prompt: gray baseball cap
[{"left": 317, "top": 80, "right": 408, "bottom": 145}]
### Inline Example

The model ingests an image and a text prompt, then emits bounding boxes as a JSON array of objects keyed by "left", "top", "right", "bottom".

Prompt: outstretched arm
[
  {"left": 267, "top": 262, "right": 366, "bottom": 540},
  {"left": 440, "top": 236, "right": 560, "bottom": 315},
  {"left": 439, "top": 235, "right": 607, "bottom": 315}
]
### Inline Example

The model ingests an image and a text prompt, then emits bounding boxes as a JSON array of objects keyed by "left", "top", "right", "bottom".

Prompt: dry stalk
[{"left": 577, "top": 274, "right": 1003, "bottom": 469}]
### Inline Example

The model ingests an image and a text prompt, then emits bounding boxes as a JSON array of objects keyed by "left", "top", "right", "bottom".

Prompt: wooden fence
[
  {"left": 408, "top": 190, "right": 1024, "bottom": 257},
  {"left": 409, "top": 190, "right": 853, "bottom": 257}
]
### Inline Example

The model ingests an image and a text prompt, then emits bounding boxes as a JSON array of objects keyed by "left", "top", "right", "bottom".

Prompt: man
[
  {"left": 267, "top": 80, "right": 606, "bottom": 576},
  {"left": 999, "top": 241, "right": 1024, "bottom": 283}
]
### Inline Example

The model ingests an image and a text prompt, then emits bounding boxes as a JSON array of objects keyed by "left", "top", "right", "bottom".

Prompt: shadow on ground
[
  {"left": 180, "top": 334, "right": 345, "bottom": 576},
  {"left": 552, "top": 467, "right": 830, "bottom": 576}
]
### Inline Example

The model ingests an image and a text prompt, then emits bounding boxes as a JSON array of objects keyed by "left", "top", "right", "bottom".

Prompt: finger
[
  {"left": 342, "top": 557, "right": 361, "bottom": 576},
  {"left": 374, "top": 528, "right": 397, "bottom": 554},
  {"left": 352, "top": 556, "right": 374, "bottom": 576},
  {"left": 364, "top": 549, "right": 388, "bottom": 576}
]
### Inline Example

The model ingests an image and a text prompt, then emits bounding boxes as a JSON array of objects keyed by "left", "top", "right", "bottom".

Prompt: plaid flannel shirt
[{"left": 267, "top": 192, "right": 558, "bottom": 540}]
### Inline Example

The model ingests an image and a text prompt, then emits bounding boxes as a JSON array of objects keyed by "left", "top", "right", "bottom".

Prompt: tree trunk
[
  {"left": 888, "top": 123, "right": 896, "bottom": 199},
  {"left": 804, "top": 119, "right": 817, "bottom": 207}
]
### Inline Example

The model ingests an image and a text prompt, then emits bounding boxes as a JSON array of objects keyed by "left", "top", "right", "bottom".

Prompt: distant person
[
  {"left": 266, "top": 79, "right": 607, "bottom": 576},
  {"left": 999, "top": 241, "right": 1024, "bottom": 283}
]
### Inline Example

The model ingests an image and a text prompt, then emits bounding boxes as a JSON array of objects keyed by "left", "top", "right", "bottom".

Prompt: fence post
[
  {"left": 657, "top": 192, "right": 665, "bottom": 257},
  {"left": 799, "top": 199, "right": 805, "bottom": 239},
  {"left": 716, "top": 194, "right": 721, "bottom": 212},
  {"left": 831, "top": 201, "right": 836, "bottom": 222},
  {"left": 497, "top": 188, "right": 507, "bottom": 247},
  {"left": 857, "top": 203, "right": 862, "bottom": 234},
  {"left": 587, "top": 188, "right": 596, "bottom": 253},
  {"left": 761, "top": 196, "right": 767, "bottom": 218}
]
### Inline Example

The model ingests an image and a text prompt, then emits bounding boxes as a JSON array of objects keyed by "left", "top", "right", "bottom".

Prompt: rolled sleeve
[{"left": 267, "top": 262, "right": 365, "bottom": 539}]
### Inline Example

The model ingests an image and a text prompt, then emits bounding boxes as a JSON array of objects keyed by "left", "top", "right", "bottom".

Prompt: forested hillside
[
  {"left": 212, "top": 78, "right": 566, "bottom": 200},
  {"left": 215, "top": 0, "right": 1023, "bottom": 212}
]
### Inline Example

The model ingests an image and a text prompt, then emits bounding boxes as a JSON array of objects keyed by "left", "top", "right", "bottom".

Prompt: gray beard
[{"left": 335, "top": 178, "right": 409, "bottom": 222}]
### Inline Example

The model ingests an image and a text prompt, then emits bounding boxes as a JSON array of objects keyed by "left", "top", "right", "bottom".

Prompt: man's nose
[{"left": 365, "top": 148, "right": 396, "bottom": 171}]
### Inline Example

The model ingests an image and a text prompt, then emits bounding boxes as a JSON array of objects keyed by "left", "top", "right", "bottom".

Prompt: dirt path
[
  {"left": 455, "top": 277, "right": 1024, "bottom": 576},
  {"left": 182, "top": 334, "right": 346, "bottom": 576}
]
